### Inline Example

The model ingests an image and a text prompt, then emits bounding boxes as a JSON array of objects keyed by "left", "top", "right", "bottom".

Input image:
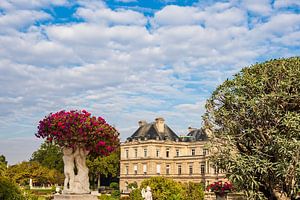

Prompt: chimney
[
  {"left": 155, "top": 117, "right": 165, "bottom": 133},
  {"left": 138, "top": 120, "right": 147, "bottom": 127}
]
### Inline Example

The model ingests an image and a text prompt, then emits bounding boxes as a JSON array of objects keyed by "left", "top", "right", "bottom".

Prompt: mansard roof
[
  {"left": 186, "top": 128, "right": 208, "bottom": 141},
  {"left": 127, "top": 120, "right": 179, "bottom": 141}
]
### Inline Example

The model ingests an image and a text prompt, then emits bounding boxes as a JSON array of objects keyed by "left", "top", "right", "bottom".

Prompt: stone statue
[
  {"left": 62, "top": 147, "right": 90, "bottom": 194},
  {"left": 62, "top": 147, "right": 75, "bottom": 194},
  {"left": 73, "top": 148, "right": 90, "bottom": 194},
  {"left": 141, "top": 186, "right": 152, "bottom": 200}
]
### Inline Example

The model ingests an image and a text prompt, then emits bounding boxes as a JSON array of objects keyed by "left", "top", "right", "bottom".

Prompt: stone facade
[{"left": 119, "top": 118, "right": 226, "bottom": 192}]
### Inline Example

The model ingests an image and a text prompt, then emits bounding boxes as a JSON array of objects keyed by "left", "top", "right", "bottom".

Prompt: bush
[
  {"left": 111, "top": 189, "right": 120, "bottom": 198},
  {"left": 110, "top": 182, "right": 119, "bottom": 190},
  {"left": 182, "top": 182, "right": 204, "bottom": 200},
  {"left": 140, "top": 176, "right": 183, "bottom": 200},
  {"left": 0, "top": 176, "right": 25, "bottom": 200},
  {"left": 129, "top": 188, "right": 143, "bottom": 200},
  {"left": 98, "top": 194, "right": 118, "bottom": 200}
]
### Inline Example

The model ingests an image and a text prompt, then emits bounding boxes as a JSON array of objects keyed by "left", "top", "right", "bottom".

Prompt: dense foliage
[
  {"left": 204, "top": 57, "right": 300, "bottom": 199},
  {"left": 36, "top": 110, "right": 119, "bottom": 156},
  {"left": 130, "top": 177, "right": 204, "bottom": 200},
  {"left": 31, "top": 142, "right": 64, "bottom": 173},
  {"left": 0, "top": 176, "right": 25, "bottom": 200},
  {"left": 6, "top": 161, "right": 64, "bottom": 186},
  {"left": 87, "top": 148, "right": 120, "bottom": 188}
]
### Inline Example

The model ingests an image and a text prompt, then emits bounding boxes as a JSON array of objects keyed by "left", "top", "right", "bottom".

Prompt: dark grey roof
[
  {"left": 127, "top": 122, "right": 179, "bottom": 141},
  {"left": 186, "top": 128, "right": 208, "bottom": 141}
]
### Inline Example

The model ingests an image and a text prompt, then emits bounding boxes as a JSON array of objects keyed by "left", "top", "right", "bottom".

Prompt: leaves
[{"left": 204, "top": 57, "right": 300, "bottom": 199}]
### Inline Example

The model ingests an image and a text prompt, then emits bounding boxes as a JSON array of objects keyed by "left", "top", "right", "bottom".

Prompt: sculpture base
[{"left": 54, "top": 194, "right": 98, "bottom": 200}]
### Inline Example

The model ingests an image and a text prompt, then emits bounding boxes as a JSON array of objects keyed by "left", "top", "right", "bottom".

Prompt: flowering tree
[
  {"left": 36, "top": 110, "right": 119, "bottom": 156},
  {"left": 36, "top": 110, "right": 119, "bottom": 194}
]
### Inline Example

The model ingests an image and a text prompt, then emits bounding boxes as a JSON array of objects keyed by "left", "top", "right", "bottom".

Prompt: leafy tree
[
  {"left": 140, "top": 176, "right": 183, "bottom": 200},
  {"left": 87, "top": 148, "right": 120, "bottom": 188},
  {"left": 0, "top": 176, "right": 25, "bottom": 200},
  {"left": 129, "top": 188, "right": 143, "bottom": 200},
  {"left": 204, "top": 57, "right": 300, "bottom": 199},
  {"left": 182, "top": 182, "right": 205, "bottom": 200},
  {"left": 6, "top": 161, "right": 64, "bottom": 186},
  {"left": 0, "top": 155, "right": 7, "bottom": 176},
  {"left": 31, "top": 142, "right": 64, "bottom": 173}
]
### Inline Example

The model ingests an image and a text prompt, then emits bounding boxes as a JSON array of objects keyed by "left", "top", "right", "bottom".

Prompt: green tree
[
  {"left": 140, "top": 176, "right": 183, "bottom": 200},
  {"left": 31, "top": 142, "right": 64, "bottom": 173},
  {"left": 87, "top": 148, "right": 120, "bottom": 188},
  {"left": 6, "top": 161, "right": 63, "bottom": 186},
  {"left": 0, "top": 155, "right": 7, "bottom": 176},
  {"left": 0, "top": 176, "right": 25, "bottom": 200},
  {"left": 182, "top": 182, "right": 204, "bottom": 200},
  {"left": 204, "top": 57, "right": 300, "bottom": 200}
]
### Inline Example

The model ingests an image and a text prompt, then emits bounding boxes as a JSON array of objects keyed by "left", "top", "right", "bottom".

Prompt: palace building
[{"left": 119, "top": 117, "right": 225, "bottom": 192}]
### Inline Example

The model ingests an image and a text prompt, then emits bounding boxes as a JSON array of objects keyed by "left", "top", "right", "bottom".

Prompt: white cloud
[
  {"left": 75, "top": 6, "right": 147, "bottom": 26},
  {"left": 274, "top": 0, "right": 300, "bottom": 8},
  {"left": 0, "top": 0, "right": 299, "bottom": 164},
  {"left": 242, "top": 0, "right": 272, "bottom": 15}
]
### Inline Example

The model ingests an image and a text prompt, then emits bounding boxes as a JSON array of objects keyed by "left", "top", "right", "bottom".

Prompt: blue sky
[{"left": 0, "top": 0, "right": 300, "bottom": 164}]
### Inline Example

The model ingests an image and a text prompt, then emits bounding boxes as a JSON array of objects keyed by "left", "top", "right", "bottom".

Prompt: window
[
  {"left": 178, "top": 165, "right": 182, "bottom": 175},
  {"left": 156, "top": 164, "right": 161, "bottom": 175},
  {"left": 134, "top": 165, "right": 138, "bottom": 175},
  {"left": 176, "top": 149, "right": 180, "bottom": 157},
  {"left": 191, "top": 148, "right": 195, "bottom": 156},
  {"left": 203, "top": 149, "right": 208, "bottom": 156},
  {"left": 134, "top": 149, "right": 138, "bottom": 158},
  {"left": 143, "top": 164, "right": 147, "bottom": 175},
  {"left": 125, "top": 149, "right": 129, "bottom": 158},
  {"left": 166, "top": 148, "right": 170, "bottom": 158},
  {"left": 144, "top": 148, "right": 147, "bottom": 157},
  {"left": 156, "top": 149, "right": 160, "bottom": 157},
  {"left": 125, "top": 166, "right": 129, "bottom": 175},
  {"left": 200, "top": 163, "right": 205, "bottom": 174},
  {"left": 189, "top": 164, "right": 193, "bottom": 175},
  {"left": 166, "top": 164, "right": 170, "bottom": 175}
]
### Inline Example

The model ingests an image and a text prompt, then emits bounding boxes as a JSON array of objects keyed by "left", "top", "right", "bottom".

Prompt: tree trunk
[{"left": 97, "top": 174, "right": 101, "bottom": 188}]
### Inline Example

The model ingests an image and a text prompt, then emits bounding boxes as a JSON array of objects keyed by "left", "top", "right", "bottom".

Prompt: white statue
[
  {"left": 141, "top": 186, "right": 152, "bottom": 200},
  {"left": 62, "top": 147, "right": 90, "bottom": 194},
  {"left": 73, "top": 147, "right": 90, "bottom": 194},
  {"left": 62, "top": 147, "right": 75, "bottom": 194}
]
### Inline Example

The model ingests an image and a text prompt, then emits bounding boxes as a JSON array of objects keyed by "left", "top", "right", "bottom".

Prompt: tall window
[
  {"left": 143, "top": 164, "right": 147, "bottom": 175},
  {"left": 144, "top": 148, "right": 147, "bottom": 157},
  {"left": 178, "top": 165, "right": 182, "bottom": 175},
  {"left": 176, "top": 149, "right": 180, "bottom": 157},
  {"left": 203, "top": 149, "right": 208, "bottom": 156},
  {"left": 125, "top": 166, "right": 129, "bottom": 175},
  {"left": 166, "top": 148, "right": 170, "bottom": 158},
  {"left": 200, "top": 163, "right": 205, "bottom": 174},
  {"left": 134, "top": 165, "right": 138, "bottom": 175},
  {"left": 156, "top": 149, "right": 160, "bottom": 157},
  {"left": 166, "top": 164, "right": 170, "bottom": 175},
  {"left": 191, "top": 148, "right": 195, "bottom": 156},
  {"left": 125, "top": 149, "right": 129, "bottom": 158},
  {"left": 189, "top": 164, "right": 193, "bottom": 175},
  {"left": 156, "top": 164, "right": 161, "bottom": 175},
  {"left": 134, "top": 149, "right": 138, "bottom": 158}
]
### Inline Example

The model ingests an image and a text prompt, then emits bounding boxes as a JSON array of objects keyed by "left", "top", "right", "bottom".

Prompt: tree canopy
[
  {"left": 204, "top": 57, "right": 300, "bottom": 199},
  {"left": 31, "top": 142, "right": 64, "bottom": 173}
]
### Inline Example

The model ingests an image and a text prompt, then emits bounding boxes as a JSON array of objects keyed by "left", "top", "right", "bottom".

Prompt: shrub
[
  {"left": 182, "top": 182, "right": 204, "bottom": 200},
  {"left": 110, "top": 182, "right": 119, "bottom": 190},
  {"left": 0, "top": 176, "right": 25, "bottom": 200},
  {"left": 140, "top": 176, "right": 183, "bottom": 200},
  {"left": 129, "top": 188, "right": 143, "bottom": 200},
  {"left": 111, "top": 189, "right": 120, "bottom": 198}
]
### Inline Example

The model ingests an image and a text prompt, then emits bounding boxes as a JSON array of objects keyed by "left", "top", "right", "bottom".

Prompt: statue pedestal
[{"left": 54, "top": 194, "right": 98, "bottom": 200}]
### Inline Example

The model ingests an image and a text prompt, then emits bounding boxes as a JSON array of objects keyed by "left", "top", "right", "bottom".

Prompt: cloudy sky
[{"left": 0, "top": 0, "right": 299, "bottom": 164}]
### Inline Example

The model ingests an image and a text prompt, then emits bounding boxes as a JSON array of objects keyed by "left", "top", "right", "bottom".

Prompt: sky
[{"left": 0, "top": 0, "right": 299, "bottom": 164}]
